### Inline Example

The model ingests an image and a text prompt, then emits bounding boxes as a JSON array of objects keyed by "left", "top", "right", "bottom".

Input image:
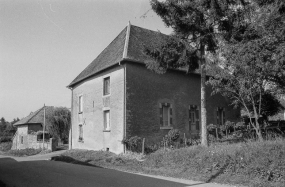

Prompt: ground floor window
[
  {"left": 159, "top": 103, "right": 173, "bottom": 127},
  {"left": 189, "top": 105, "right": 200, "bottom": 131},
  {"left": 79, "top": 124, "right": 83, "bottom": 141},
  {"left": 104, "top": 110, "right": 110, "bottom": 131},
  {"left": 217, "top": 107, "right": 225, "bottom": 126},
  {"left": 21, "top": 136, "right": 23, "bottom": 144}
]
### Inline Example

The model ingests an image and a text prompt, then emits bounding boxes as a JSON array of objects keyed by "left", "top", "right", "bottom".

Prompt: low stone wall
[{"left": 12, "top": 133, "right": 58, "bottom": 151}]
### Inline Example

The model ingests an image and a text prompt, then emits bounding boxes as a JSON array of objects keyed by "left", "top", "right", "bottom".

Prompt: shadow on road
[
  {"left": 0, "top": 179, "right": 7, "bottom": 187},
  {"left": 51, "top": 155, "right": 103, "bottom": 168}
]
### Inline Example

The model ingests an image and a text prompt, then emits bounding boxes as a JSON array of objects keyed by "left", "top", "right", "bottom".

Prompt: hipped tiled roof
[
  {"left": 14, "top": 106, "right": 54, "bottom": 126},
  {"left": 68, "top": 23, "right": 176, "bottom": 88}
]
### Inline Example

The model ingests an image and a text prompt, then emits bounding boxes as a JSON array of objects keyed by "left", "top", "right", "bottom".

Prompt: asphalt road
[{"left": 0, "top": 157, "right": 236, "bottom": 187}]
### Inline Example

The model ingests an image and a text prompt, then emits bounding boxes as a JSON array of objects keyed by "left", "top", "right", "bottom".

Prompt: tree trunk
[
  {"left": 200, "top": 46, "right": 208, "bottom": 147},
  {"left": 253, "top": 105, "right": 264, "bottom": 141}
]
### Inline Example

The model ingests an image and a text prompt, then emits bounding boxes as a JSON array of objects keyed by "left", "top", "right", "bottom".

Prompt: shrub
[
  {"left": 122, "top": 136, "right": 143, "bottom": 153},
  {"left": 167, "top": 129, "right": 180, "bottom": 141},
  {"left": 0, "top": 142, "right": 12, "bottom": 152},
  {"left": 0, "top": 136, "right": 12, "bottom": 143}
]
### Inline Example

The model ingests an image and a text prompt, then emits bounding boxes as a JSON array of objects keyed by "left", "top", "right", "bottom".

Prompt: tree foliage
[
  {"left": 46, "top": 107, "right": 71, "bottom": 143},
  {"left": 208, "top": 0, "right": 285, "bottom": 141},
  {"left": 146, "top": 0, "right": 253, "bottom": 146}
]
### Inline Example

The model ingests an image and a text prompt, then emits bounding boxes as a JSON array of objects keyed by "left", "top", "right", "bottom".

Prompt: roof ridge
[{"left": 122, "top": 21, "right": 131, "bottom": 59}]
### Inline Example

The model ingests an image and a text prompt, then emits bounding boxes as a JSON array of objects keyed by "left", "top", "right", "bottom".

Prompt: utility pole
[{"left": 42, "top": 104, "right": 46, "bottom": 149}]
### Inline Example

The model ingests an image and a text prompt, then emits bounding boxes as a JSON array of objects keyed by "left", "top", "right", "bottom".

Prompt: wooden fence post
[
  {"left": 142, "top": 138, "right": 145, "bottom": 155},
  {"left": 184, "top": 133, "right": 186, "bottom": 147}
]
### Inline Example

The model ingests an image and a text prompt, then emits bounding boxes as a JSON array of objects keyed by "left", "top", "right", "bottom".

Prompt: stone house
[
  {"left": 67, "top": 23, "right": 240, "bottom": 154},
  {"left": 12, "top": 106, "right": 56, "bottom": 151}
]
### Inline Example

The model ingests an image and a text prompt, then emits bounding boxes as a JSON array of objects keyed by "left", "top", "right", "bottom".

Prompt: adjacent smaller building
[{"left": 12, "top": 106, "right": 56, "bottom": 151}]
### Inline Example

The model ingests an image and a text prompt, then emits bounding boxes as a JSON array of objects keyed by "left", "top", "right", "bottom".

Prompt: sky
[{"left": 0, "top": 0, "right": 172, "bottom": 122}]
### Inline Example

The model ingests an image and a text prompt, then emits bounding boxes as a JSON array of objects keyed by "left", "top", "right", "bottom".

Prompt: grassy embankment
[{"left": 52, "top": 139, "right": 285, "bottom": 187}]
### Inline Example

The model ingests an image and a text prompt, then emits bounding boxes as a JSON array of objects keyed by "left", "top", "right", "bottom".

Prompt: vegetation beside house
[{"left": 53, "top": 138, "right": 285, "bottom": 187}]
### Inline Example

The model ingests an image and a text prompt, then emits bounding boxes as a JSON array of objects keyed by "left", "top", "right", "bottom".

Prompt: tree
[
  {"left": 46, "top": 107, "right": 71, "bottom": 143},
  {"left": 146, "top": 0, "right": 249, "bottom": 146},
  {"left": 0, "top": 117, "right": 7, "bottom": 133},
  {"left": 10, "top": 118, "right": 20, "bottom": 125},
  {"left": 208, "top": 0, "right": 285, "bottom": 141}
]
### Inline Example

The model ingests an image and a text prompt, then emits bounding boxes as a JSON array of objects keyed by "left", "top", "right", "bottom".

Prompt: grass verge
[
  {"left": 4, "top": 148, "right": 42, "bottom": 157},
  {"left": 52, "top": 139, "right": 285, "bottom": 187}
]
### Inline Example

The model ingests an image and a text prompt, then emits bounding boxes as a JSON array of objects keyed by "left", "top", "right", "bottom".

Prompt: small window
[
  {"left": 21, "top": 136, "right": 24, "bottom": 144},
  {"left": 159, "top": 103, "right": 172, "bottom": 127},
  {"left": 79, "top": 95, "right": 83, "bottom": 113},
  {"left": 79, "top": 124, "right": 83, "bottom": 141},
  {"left": 103, "top": 77, "right": 110, "bottom": 95},
  {"left": 104, "top": 110, "right": 110, "bottom": 130}
]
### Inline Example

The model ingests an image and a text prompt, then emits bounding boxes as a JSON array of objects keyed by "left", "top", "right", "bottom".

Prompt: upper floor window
[
  {"left": 159, "top": 103, "right": 172, "bottom": 127},
  {"left": 79, "top": 95, "right": 83, "bottom": 113},
  {"left": 103, "top": 77, "right": 110, "bottom": 95}
]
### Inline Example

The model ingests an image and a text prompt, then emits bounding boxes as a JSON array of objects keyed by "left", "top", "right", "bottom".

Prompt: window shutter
[
  {"left": 159, "top": 103, "right": 163, "bottom": 126},
  {"left": 216, "top": 108, "right": 220, "bottom": 126},
  {"left": 196, "top": 106, "right": 200, "bottom": 130},
  {"left": 169, "top": 104, "right": 173, "bottom": 125}
]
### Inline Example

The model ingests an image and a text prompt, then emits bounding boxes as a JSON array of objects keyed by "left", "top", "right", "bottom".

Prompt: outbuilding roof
[{"left": 14, "top": 106, "right": 54, "bottom": 126}]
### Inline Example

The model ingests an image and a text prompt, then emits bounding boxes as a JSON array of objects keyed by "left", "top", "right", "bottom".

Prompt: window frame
[
  {"left": 103, "top": 77, "right": 110, "bottom": 96},
  {"left": 159, "top": 103, "right": 173, "bottom": 129},
  {"left": 78, "top": 124, "right": 83, "bottom": 142},
  {"left": 103, "top": 110, "right": 110, "bottom": 131},
  {"left": 78, "top": 95, "right": 83, "bottom": 114},
  {"left": 189, "top": 105, "right": 200, "bottom": 131}
]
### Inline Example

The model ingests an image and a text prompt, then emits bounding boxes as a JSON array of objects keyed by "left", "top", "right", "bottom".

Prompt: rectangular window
[
  {"left": 79, "top": 95, "right": 83, "bottom": 113},
  {"left": 189, "top": 105, "right": 200, "bottom": 131},
  {"left": 103, "top": 77, "right": 110, "bottom": 95},
  {"left": 104, "top": 110, "right": 110, "bottom": 130},
  {"left": 160, "top": 103, "right": 172, "bottom": 127},
  {"left": 21, "top": 136, "right": 23, "bottom": 144},
  {"left": 79, "top": 125, "right": 83, "bottom": 141},
  {"left": 217, "top": 107, "right": 225, "bottom": 126}
]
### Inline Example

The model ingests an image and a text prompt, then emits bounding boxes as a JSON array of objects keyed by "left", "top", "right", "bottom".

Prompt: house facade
[{"left": 68, "top": 23, "right": 240, "bottom": 154}]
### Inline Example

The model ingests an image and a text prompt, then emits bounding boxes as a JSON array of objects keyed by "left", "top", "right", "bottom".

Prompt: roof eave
[{"left": 67, "top": 62, "right": 123, "bottom": 89}]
